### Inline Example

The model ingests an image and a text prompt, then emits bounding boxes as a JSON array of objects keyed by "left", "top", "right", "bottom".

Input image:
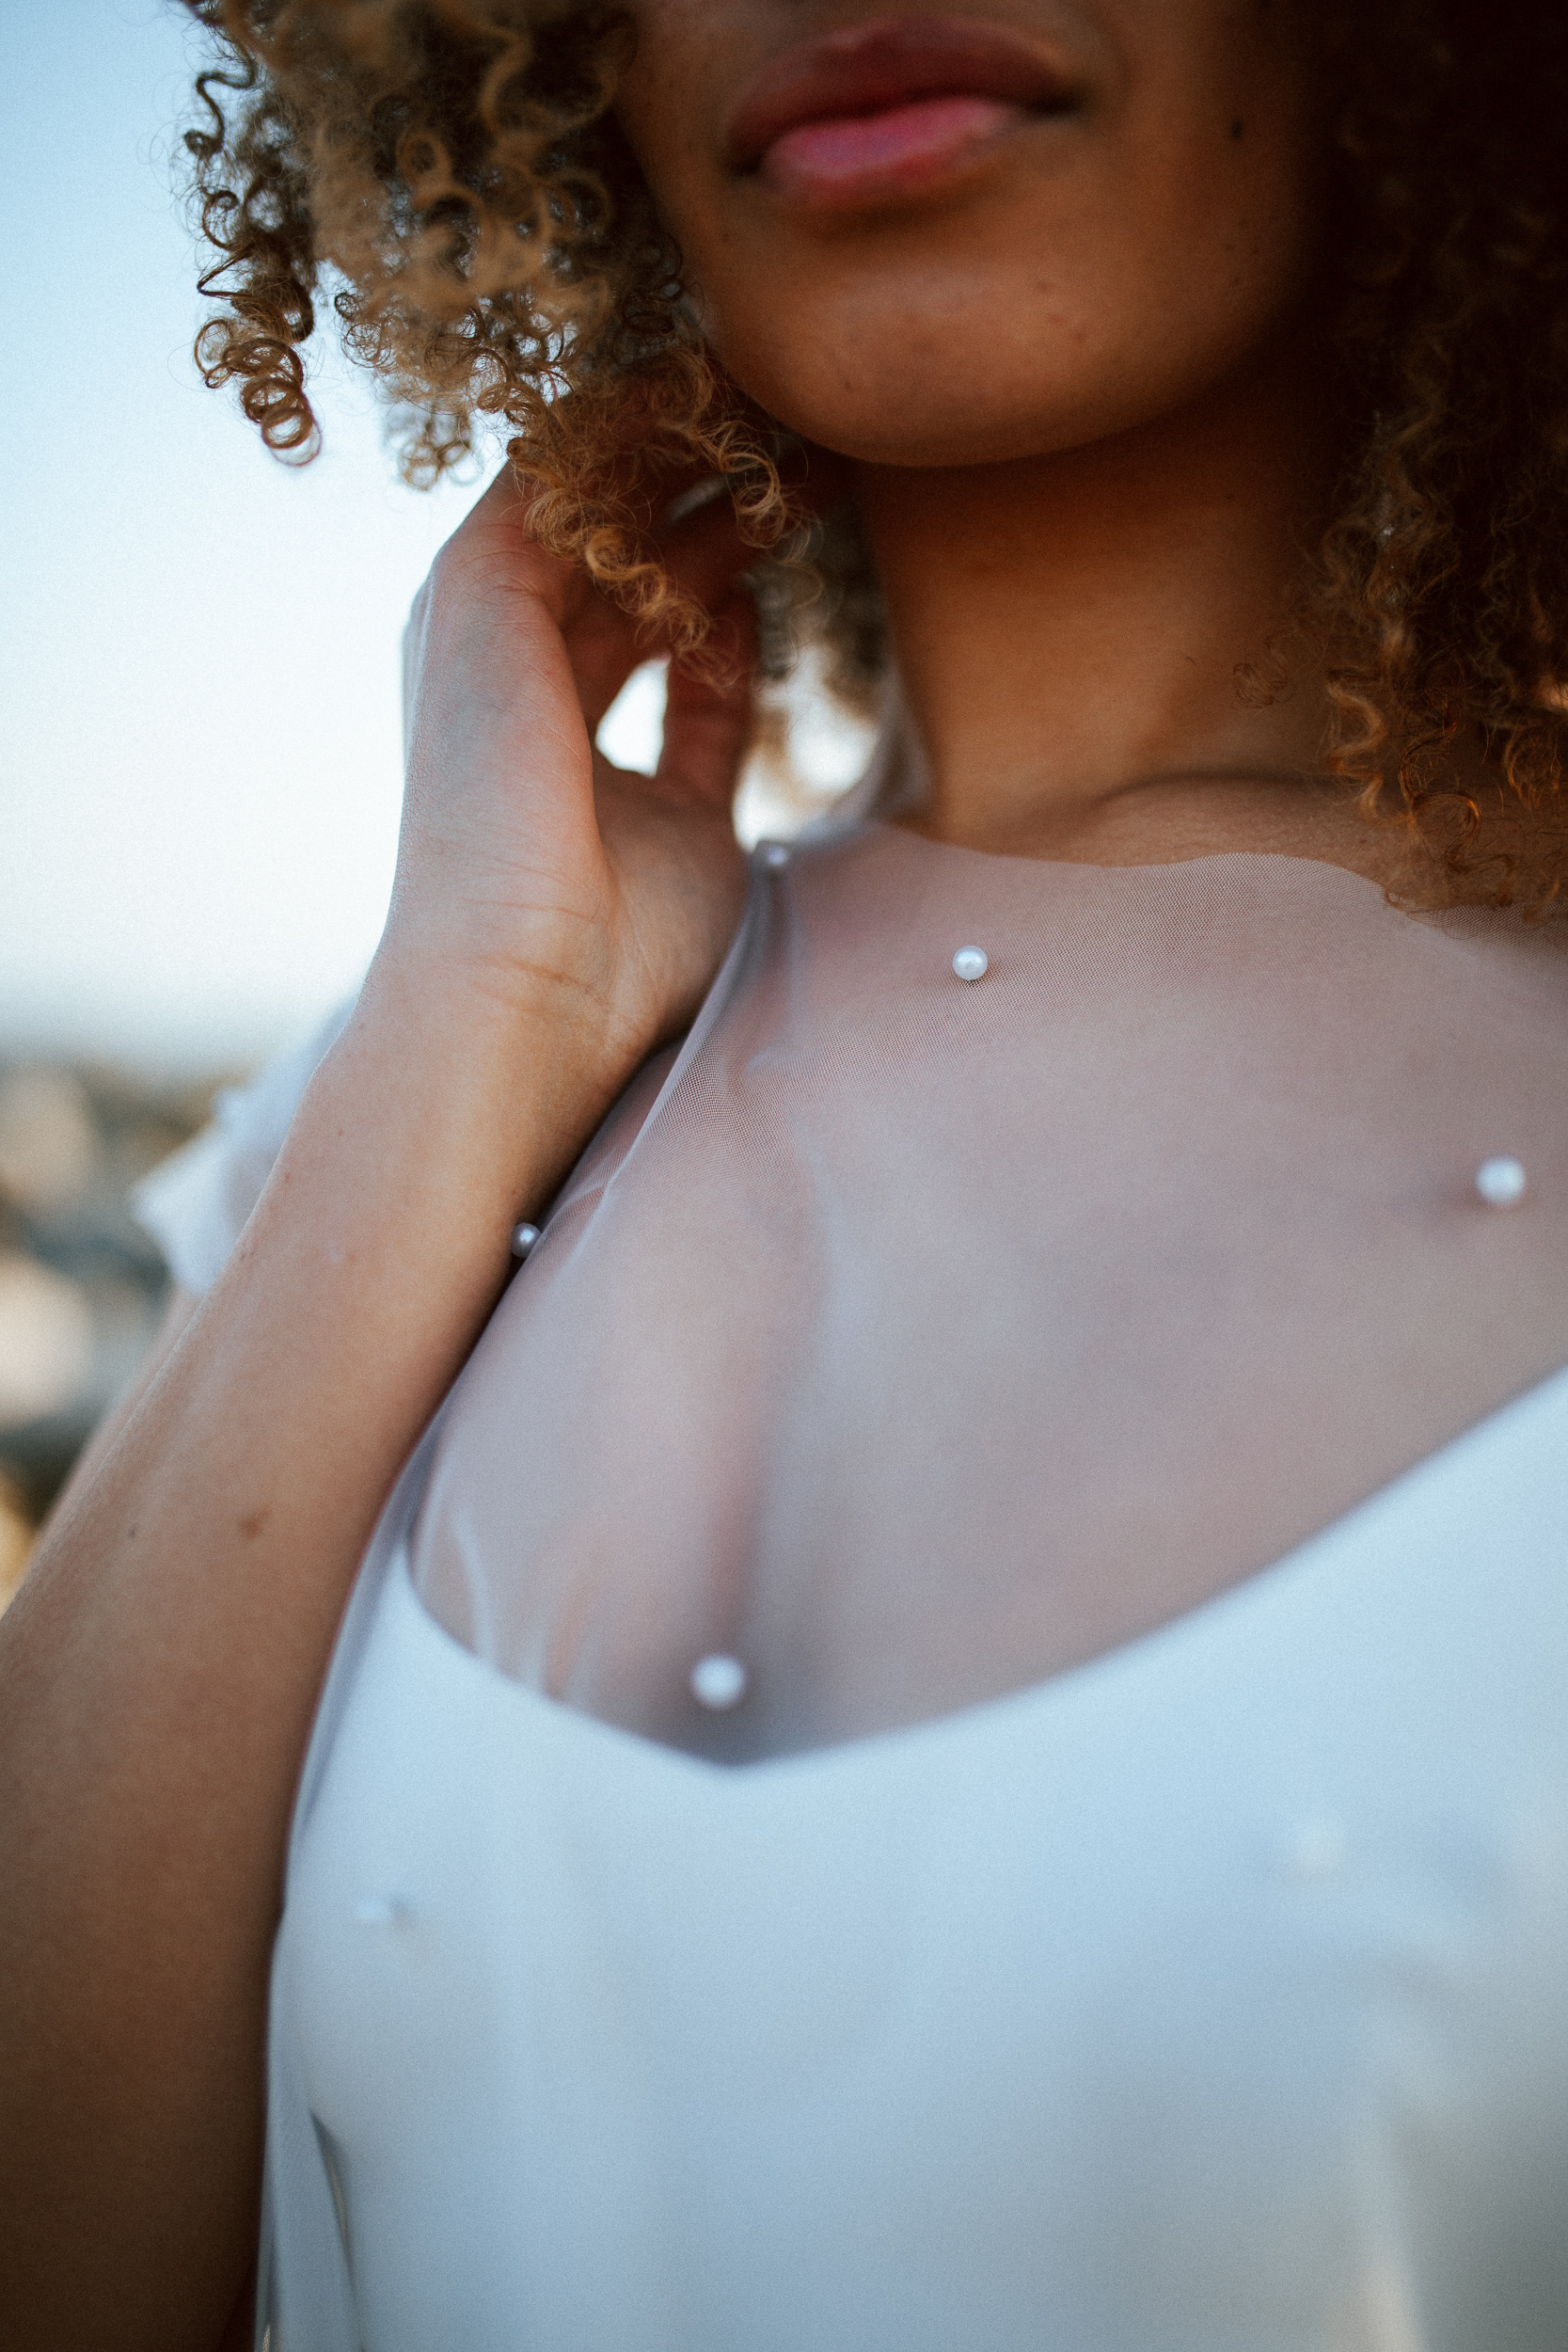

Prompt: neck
[{"left": 855, "top": 336, "right": 1376, "bottom": 871}]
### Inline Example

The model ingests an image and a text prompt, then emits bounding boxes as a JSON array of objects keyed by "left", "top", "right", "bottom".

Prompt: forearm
[{"left": 0, "top": 958, "right": 629, "bottom": 2351}]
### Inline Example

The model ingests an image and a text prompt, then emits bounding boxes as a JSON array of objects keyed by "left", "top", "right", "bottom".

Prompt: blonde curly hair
[{"left": 182, "top": 0, "right": 1568, "bottom": 903}]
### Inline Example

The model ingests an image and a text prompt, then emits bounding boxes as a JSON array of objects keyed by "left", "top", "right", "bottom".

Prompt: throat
[{"left": 855, "top": 331, "right": 1343, "bottom": 869}]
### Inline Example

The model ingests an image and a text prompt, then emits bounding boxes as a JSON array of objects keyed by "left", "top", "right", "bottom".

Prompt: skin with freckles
[{"left": 617, "top": 3, "right": 1325, "bottom": 469}]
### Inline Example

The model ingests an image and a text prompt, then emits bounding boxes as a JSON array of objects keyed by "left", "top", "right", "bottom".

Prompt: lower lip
[{"left": 759, "top": 94, "right": 1030, "bottom": 210}]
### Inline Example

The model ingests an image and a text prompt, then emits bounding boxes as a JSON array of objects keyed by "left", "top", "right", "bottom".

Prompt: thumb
[{"left": 656, "top": 590, "right": 758, "bottom": 811}]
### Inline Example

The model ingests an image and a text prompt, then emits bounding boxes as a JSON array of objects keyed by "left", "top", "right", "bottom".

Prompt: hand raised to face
[{"left": 388, "top": 451, "right": 772, "bottom": 1085}]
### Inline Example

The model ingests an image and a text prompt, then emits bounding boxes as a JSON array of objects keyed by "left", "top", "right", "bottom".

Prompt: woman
[{"left": 2, "top": 1, "right": 1566, "bottom": 2345}]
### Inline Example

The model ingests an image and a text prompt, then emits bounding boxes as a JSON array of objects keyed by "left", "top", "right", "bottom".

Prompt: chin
[{"left": 707, "top": 326, "right": 1230, "bottom": 474}]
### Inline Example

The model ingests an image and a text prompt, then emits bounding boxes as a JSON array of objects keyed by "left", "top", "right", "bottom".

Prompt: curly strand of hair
[
  {"left": 1307, "top": 2, "right": 1568, "bottom": 908},
  {"left": 182, "top": 7, "right": 325, "bottom": 458},
  {"left": 178, "top": 0, "right": 805, "bottom": 655},
  {"left": 505, "top": 352, "right": 802, "bottom": 663}
]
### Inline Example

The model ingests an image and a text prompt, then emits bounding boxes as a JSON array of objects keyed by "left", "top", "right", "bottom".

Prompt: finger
[
  {"left": 458, "top": 420, "right": 849, "bottom": 630},
  {"left": 566, "top": 486, "right": 763, "bottom": 733},
  {"left": 656, "top": 590, "right": 758, "bottom": 811},
  {"left": 574, "top": 435, "right": 849, "bottom": 706},
  {"left": 442, "top": 444, "right": 708, "bottom": 618},
  {"left": 560, "top": 427, "right": 851, "bottom": 653},
  {"left": 451, "top": 435, "right": 844, "bottom": 738},
  {"left": 429, "top": 464, "right": 584, "bottom": 632}
]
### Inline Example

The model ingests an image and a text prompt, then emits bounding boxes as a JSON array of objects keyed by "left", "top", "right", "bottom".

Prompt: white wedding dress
[{"left": 139, "top": 818, "right": 1568, "bottom": 2352}]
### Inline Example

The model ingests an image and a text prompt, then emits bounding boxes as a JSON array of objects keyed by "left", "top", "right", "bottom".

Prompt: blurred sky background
[
  {"left": 3, "top": 0, "right": 484, "bottom": 1073},
  {"left": 2, "top": 0, "right": 864, "bottom": 1078}
]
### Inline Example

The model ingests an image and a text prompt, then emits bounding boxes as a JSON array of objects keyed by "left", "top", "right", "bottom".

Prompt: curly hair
[{"left": 181, "top": 0, "right": 1568, "bottom": 904}]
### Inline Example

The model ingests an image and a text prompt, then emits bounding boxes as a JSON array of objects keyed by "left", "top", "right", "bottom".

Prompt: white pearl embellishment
[
  {"left": 952, "top": 946, "right": 990, "bottom": 982},
  {"left": 511, "top": 1222, "right": 542, "bottom": 1258},
  {"left": 761, "top": 841, "right": 791, "bottom": 868},
  {"left": 690, "top": 1653, "right": 749, "bottom": 1710},
  {"left": 1475, "top": 1156, "right": 1527, "bottom": 1208}
]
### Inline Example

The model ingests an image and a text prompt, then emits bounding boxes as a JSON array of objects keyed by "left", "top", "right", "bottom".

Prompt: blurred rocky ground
[{"left": 0, "top": 1060, "right": 229, "bottom": 1609}]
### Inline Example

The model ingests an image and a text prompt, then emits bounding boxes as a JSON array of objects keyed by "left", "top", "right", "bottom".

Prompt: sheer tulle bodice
[{"left": 394, "top": 824, "right": 1568, "bottom": 1760}]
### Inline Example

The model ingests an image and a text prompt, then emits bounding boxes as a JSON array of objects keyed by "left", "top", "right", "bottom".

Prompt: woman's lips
[
  {"left": 726, "top": 15, "right": 1078, "bottom": 213},
  {"left": 762, "top": 94, "right": 1028, "bottom": 208}
]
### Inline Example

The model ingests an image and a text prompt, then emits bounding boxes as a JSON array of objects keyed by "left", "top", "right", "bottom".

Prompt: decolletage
[{"left": 406, "top": 823, "right": 1568, "bottom": 1761}]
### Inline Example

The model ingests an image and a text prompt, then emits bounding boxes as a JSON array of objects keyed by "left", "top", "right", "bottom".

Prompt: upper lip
[{"left": 724, "top": 15, "right": 1079, "bottom": 173}]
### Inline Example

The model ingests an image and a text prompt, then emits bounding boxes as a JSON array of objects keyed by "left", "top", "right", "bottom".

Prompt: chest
[{"left": 409, "top": 838, "right": 1568, "bottom": 1757}]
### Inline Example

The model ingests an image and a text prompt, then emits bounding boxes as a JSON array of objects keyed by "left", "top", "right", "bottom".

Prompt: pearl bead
[
  {"left": 952, "top": 946, "right": 990, "bottom": 982},
  {"left": 761, "top": 841, "right": 791, "bottom": 868},
  {"left": 1475, "top": 1156, "right": 1527, "bottom": 1208},
  {"left": 511, "top": 1222, "right": 542, "bottom": 1258},
  {"left": 690, "top": 1653, "right": 749, "bottom": 1710}
]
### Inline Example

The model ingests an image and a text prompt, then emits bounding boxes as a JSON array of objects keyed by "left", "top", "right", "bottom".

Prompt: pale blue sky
[{"left": 0, "top": 0, "right": 507, "bottom": 1071}]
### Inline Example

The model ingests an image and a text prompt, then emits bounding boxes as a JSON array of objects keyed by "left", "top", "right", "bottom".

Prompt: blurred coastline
[{"left": 0, "top": 1057, "right": 233, "bottom": 1607}]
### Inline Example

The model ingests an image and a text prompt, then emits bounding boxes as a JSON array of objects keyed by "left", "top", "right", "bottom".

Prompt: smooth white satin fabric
[{"left": 270, "top": 1390, "right": 1568, "bottom": 2352}]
